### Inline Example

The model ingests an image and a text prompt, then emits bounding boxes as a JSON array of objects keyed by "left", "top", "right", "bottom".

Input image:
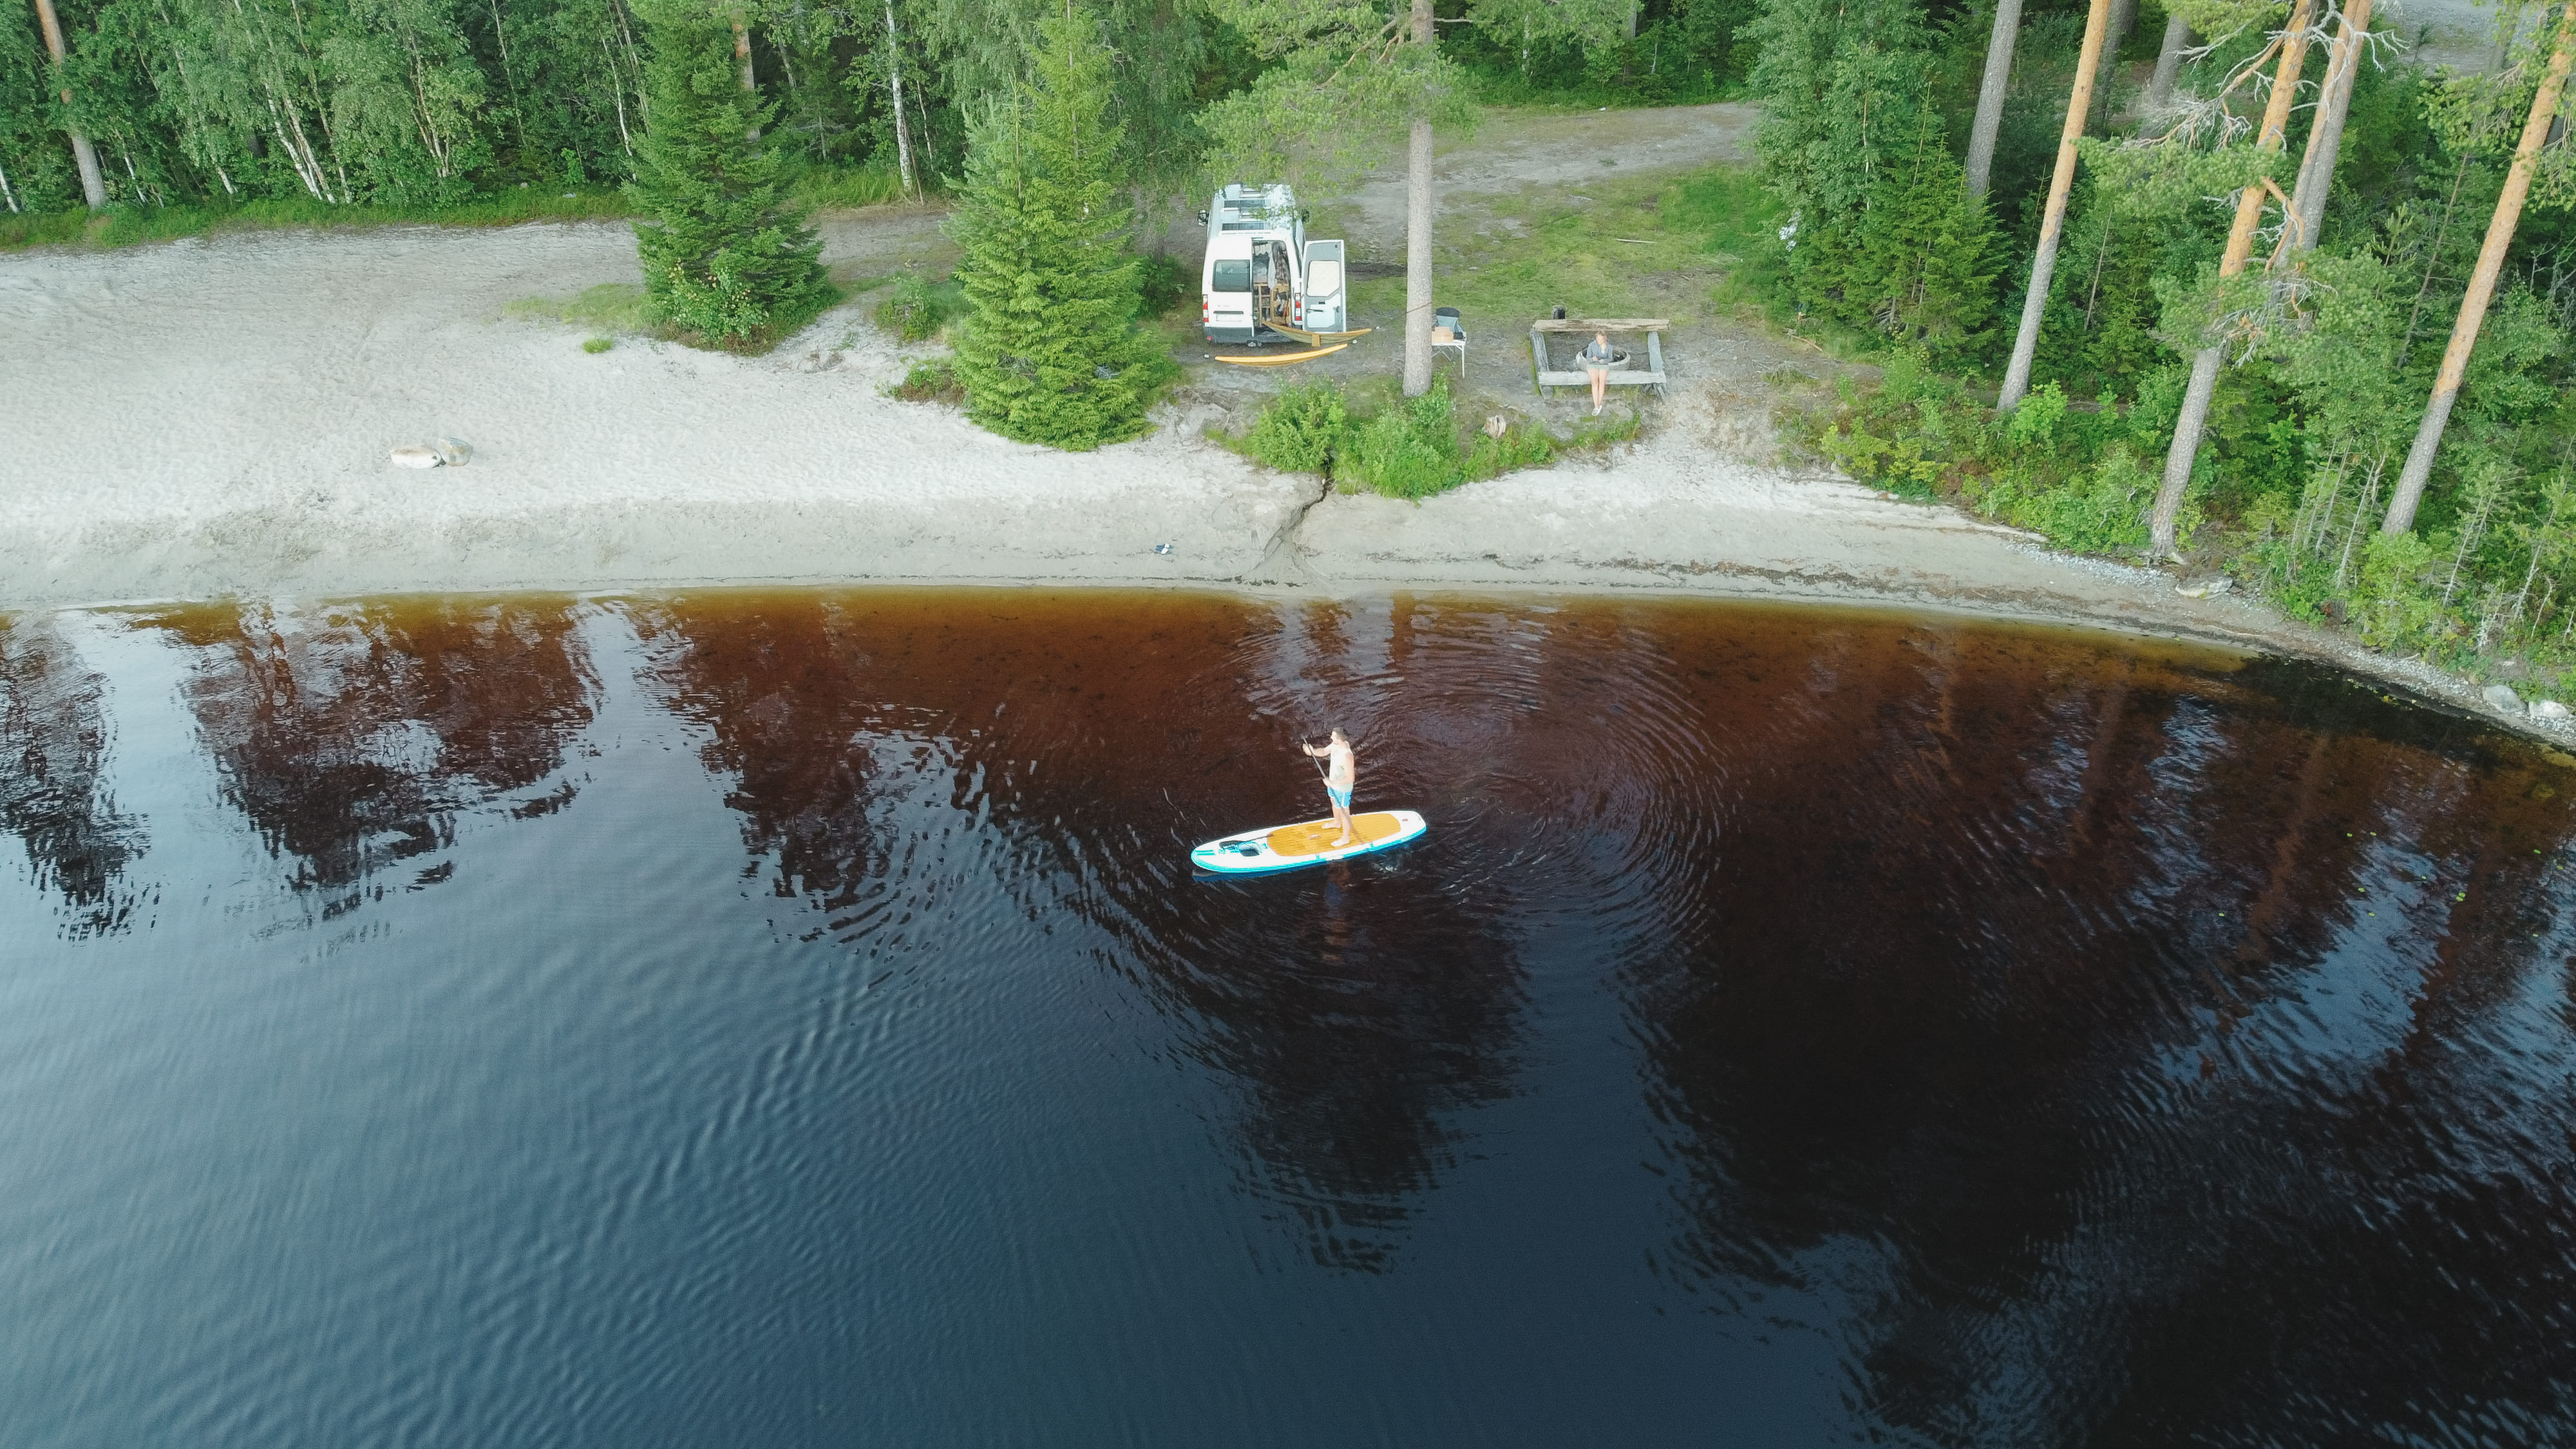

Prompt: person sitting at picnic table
[{"left": 1579, "top": 331, "right": 1617, "bottom": 415}]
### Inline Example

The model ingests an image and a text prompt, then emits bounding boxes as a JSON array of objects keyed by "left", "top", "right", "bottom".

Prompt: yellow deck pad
[
  {"left": 1267, "top": 811, "right": 1405, "bottom": 858},
  {"left": 1211, "top": 343, "right": 1348, "bottom": 366}
]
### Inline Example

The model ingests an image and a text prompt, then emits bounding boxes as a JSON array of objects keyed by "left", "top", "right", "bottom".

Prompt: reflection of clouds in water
[{"left": 0, "top": 614, "right": 148, "bottom": 937}]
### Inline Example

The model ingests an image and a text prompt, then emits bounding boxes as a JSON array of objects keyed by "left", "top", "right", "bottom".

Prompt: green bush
[
  {"left": 1244, "top": 381, "right": 1347, "bottom": 474},
  {"left": 876, "top": 274, "right": 960, "bottom": 342},
  {"left": 1234, "top": 377, "right": 1637, "bottom": 497},
  {"left": 890, "top": 359, "right": 965, "bottom": 404},
  {"left": 1464, "top": 418, "right": 1558, "bottom": 480},
  {"left": 1999, "top": 445, "right": 2161, "bottom": 555},
  {"left": 1339, "top": 379, "right": 1466, "bottom": 500},
  {"left": 1138, "top": 254, "right": 1195, "bottom": 316},
  {"left": 582, "top": 336, "right": 614, "bottom": 354}
]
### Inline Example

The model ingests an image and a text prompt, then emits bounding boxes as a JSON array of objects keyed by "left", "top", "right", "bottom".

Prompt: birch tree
[
  {"left": 2382, "top": 0, "right": 2576, "bottom": 534},
  {"left": 29, "top": 0, "right": 106, "bottom": 205}
]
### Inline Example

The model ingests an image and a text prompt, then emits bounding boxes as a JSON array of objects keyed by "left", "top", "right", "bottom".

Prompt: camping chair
[{"left": 1430, "top": 307, "right": 1466, "bottom": 379}]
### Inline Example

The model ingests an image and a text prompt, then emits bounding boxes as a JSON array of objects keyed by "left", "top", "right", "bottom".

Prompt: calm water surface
[{"left": 5, "top": 590, "right": 2573, "bottom": 1447}]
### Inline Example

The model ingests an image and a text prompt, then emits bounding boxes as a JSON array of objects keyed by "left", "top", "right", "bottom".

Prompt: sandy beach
[
  {"left": 0, "top": 215, "right": 2205, "bottom": 618},
  {"left": 0, "top": 94, "right": 2548, "bottom": 737}
]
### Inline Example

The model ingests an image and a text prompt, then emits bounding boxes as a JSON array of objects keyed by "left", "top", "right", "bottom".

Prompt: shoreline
[{"left": 5, "top": 219, "right": 2562, "bottom": 749}]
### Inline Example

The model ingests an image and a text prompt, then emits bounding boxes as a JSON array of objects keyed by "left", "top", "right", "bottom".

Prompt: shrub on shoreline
[
  {"left": 1229, "top": 375, "right": 1636, "bottom": 499},
  {"left": 891, "top": 359, "right": 965, "bottom": 404}
]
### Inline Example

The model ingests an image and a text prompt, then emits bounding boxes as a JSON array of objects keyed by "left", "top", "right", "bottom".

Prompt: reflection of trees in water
[
  {"left": 0, "top": 615, "right": 147, "bottom": 936},
  {"left": 634, "top": 598, "right": 902, "bottom": 918},
  {"left": 1623, "top": 628, "right": 2576, "bottom": 1445},
  {"left": 632, "top": 591, "right": 1529, "bottom": 1269},
  {"left": 140, "top": 600, "right": 595, "bottom": 892}
]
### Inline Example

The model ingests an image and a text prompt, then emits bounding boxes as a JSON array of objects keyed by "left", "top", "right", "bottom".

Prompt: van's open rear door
[{"left": 1300, "top": 241, "right": 1346, "bottom": 334}]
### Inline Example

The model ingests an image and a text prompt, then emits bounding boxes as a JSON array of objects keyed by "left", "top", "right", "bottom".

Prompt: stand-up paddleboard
[
  {"left": 1191, "top": 810, "right": 1427, "bottom": 876},
  {"left": 1211, "top": 343, "right": 1349, "bottom": 366}
]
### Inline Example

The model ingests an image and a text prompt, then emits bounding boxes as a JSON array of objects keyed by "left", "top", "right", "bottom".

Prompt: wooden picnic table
[{"left": 1529, "top": 318, "right": 1669, "bottom": 399}]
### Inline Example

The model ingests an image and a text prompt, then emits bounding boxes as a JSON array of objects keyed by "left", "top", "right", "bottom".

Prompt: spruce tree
[
  {"left": 626, "top": 4, "right": 834, "bottom": 348},
  {"left": 947, "top": 6, "right": 1160, "bottom": 450}
]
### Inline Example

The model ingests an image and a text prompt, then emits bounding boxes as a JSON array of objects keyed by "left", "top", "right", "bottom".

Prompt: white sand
[
  {"left": 0, "top": 210, "right": 2554, "bottom": 735},
  {"left": 0, "top": 215, "right": 2099, "bottom": 613},
  {"left": 0, "top": 222, "right": 1303, "bottom": 602}
]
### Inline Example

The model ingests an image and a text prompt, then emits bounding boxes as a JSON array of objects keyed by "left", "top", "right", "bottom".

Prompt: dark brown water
[{"left": 5, "top": 590, "right": 2573, "bottom": 1446}]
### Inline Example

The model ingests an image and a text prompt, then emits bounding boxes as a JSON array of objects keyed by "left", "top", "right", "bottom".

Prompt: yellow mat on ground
[
  {"left": 1267, "top": 811, "right": 1406, "bottom": 858},
  {"left": 1211, "top": 343, "right": 1347, "bottom": 366}
]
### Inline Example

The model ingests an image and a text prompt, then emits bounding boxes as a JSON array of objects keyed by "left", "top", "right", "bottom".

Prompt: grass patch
[
  {"left": 506, "top": 276, "right": 839, "bottom": 355},
  {"left": 506, "top": 282, "right": 658, "bottom": 332},
  {"left": 582, "top": 336, "right": 614, "bottom": 354},
  {"left": 792, "top": 163, "right": 914, "bottom": 211},
  {"left": 1313, "top": 161, "right": 1791, "bottom": 379},
  {"left": 0, "top": 188, "right": 638, "bottom": 251},
  {"left": 1336, "top": 170, "right": 1709, "bottom": 343},
  {"left": 2, "top": 163, "right": 920, "bottom": 252}
]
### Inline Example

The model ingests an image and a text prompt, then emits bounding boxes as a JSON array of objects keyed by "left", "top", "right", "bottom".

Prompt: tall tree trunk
[
  {"left": 2147, "top": 0, "right": 2319, "bottom": 556},
  {"left": 2144, "top": 12, "right": 2190, "bottom": 113},
  {"left": 1965, "top": 0, "right": 2024, "bottom": 198},
  {"left": 1401, "top": 0, "right": 1436, "bottom": 398},
  {"left": 2383, "top": 0, "right": 2576, "bottom": 536},
  {"left": 2092, "top": 0, "right": 2136, "bottom": 128},
  {"left": 2289, "top": 0, "right": 2374, "bottom": 249},
  {"left": 0, "top": 156, "right": 17, "bottom": 212},
  {"left": 28, "top": 0, "right": 108, "bottom": 210},
  {"left": 1997, "top": 0, "right": 2114, "bottom": 408},
  {"left": 886, "top": 0, "right": 917, "bottom": 198}
]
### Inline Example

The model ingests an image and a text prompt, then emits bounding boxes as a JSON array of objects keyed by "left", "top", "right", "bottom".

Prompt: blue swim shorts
[{"left": 1329, "top": 785, "right": 1352, "bottom": 809}]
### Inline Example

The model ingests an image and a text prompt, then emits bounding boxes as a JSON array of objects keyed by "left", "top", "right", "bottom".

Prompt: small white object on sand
[{"left": 389, "top": 446, "right": 444, "bottom": 469}]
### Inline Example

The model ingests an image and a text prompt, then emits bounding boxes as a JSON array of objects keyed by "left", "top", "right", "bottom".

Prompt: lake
[{"left": 5, "top": 589, "right": 2571, "bottom": 1446}]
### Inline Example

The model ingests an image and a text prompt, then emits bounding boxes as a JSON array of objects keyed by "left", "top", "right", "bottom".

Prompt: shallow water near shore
[{"left": 5, "top": 589, "right": 2573, "bottom": 1446}]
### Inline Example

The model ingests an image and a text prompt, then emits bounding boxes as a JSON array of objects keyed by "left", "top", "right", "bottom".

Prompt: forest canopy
[{"left": 0, "top": 0, "right": 1757, "bottom": 216}]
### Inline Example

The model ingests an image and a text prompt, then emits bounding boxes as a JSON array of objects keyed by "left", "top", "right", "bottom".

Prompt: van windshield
[{"left": 1211, "top": 260, "right": 1251, "bottom": 292}]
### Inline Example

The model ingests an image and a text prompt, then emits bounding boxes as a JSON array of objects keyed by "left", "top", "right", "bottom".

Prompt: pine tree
[
  {"left": 947, "top": 6, "right": 1160, "bottom": 450},
  {"left": 626, "top": 4, "right": 833, "bottom": 348}
]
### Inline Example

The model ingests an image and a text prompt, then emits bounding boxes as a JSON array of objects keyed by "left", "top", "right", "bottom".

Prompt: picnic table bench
[{"left": 1528, "top": 318, "right": 1669, "bottom": 401}]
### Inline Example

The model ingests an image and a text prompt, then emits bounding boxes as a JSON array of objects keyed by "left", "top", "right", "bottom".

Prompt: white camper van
[{"left": 1200, "top": 183, "right": 1350, "bottom": 345}]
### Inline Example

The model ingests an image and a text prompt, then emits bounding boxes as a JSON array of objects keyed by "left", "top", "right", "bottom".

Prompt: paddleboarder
[{"left": 1302, "top": 730, "right": 1358, "bottom": 847}]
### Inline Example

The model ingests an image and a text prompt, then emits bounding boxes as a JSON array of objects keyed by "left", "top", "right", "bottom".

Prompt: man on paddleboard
[{"left": 1302, "top": 730, "right": 1358, "bottom": 846}]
